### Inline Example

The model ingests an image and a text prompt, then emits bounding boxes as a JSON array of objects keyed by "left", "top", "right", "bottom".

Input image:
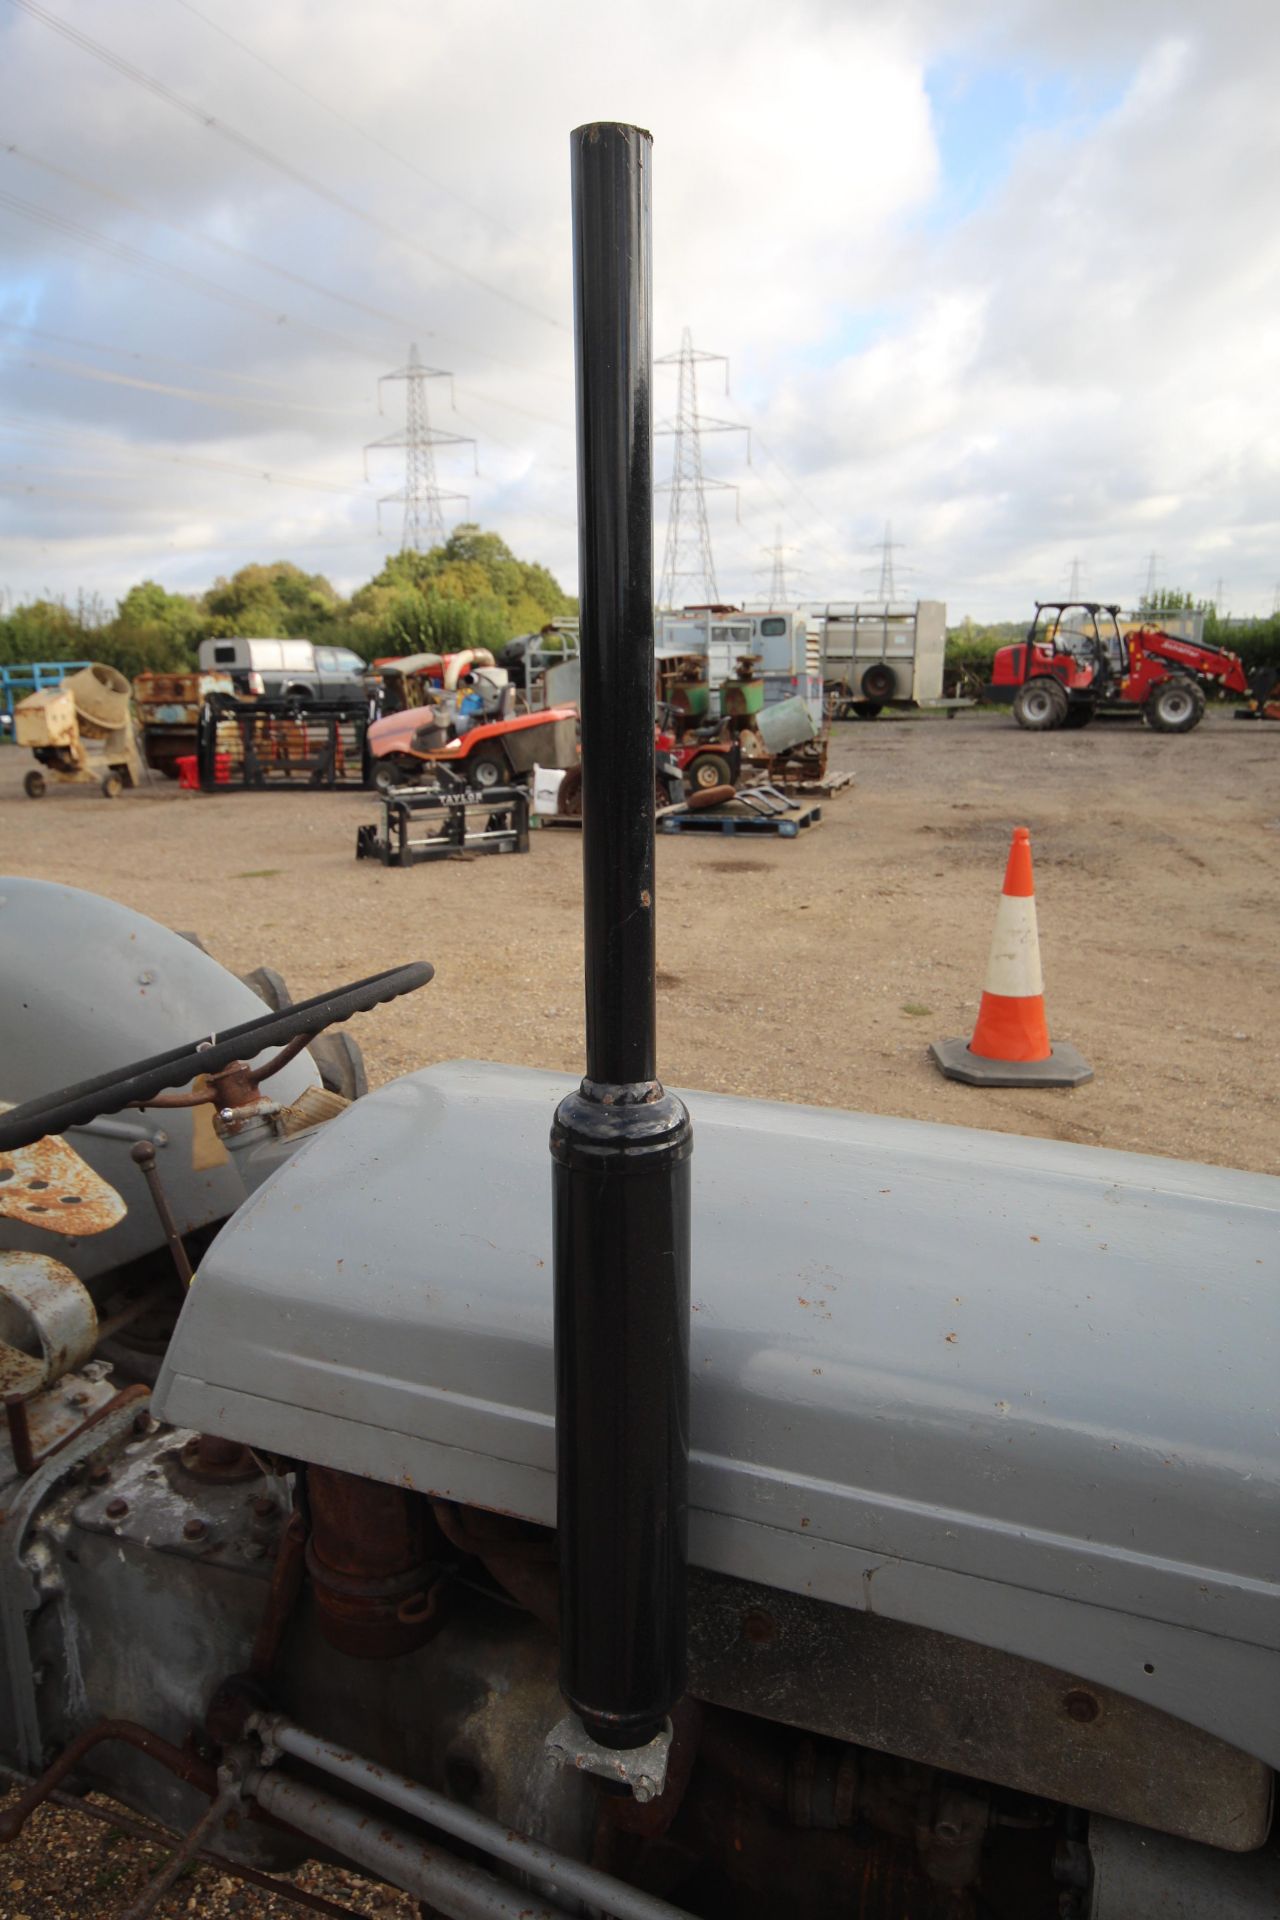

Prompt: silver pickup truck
[{"left": 197, "top": 635, "right": 369, "bottom": 702}]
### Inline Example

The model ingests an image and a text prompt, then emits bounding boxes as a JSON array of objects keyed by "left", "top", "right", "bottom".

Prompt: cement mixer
[{"left": 14, "top": 662, "right": 144, "bottom": 799}]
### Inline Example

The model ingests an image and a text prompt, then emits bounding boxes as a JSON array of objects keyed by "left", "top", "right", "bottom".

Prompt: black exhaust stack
[{"left": 549, "top": 122, "right": 692, "bottom": 1788}]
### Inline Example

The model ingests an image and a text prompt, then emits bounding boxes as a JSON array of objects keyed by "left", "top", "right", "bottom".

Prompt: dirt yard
[
  {"left": 1, "top": 708, "right": 1278, "bottom": 1916},
  {"left": 2, "top": 708, "right": 1277, "bottom": 1174}
]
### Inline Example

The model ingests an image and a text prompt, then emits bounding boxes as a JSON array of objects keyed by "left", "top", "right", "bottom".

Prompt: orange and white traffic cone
[{"left": 930, "top": 826, "right": 1092, "bottom": 1086}]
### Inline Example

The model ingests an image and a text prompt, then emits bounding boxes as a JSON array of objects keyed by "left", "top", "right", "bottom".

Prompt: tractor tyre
[
  {"left": 1146, "top": 676, "right": 1205, "bottom": 734},
  {"left": 23, "top": 770, "right": 46, "bottom": 799},
  {"left": 1013, "top": 679, "right": 1068, "bottom": 731},
  {"left": 683, "top": 751, "right": 734, "bottom": 795},
  {"left": 851, "top": 702, "right": 884, "bottom": 721},
  {"left": 1064, "top": 705, "right": 1094, "bottom": 729},
  {"left": 372, "top": 759, "right": 405, "bottom": 794},
  {"left": 557, "top": 765, "right": 583, "bottom": 816},
  {"left": 860, "top": 662, "right": 896, "bottom": 703},
  {"left": 467, "top": 750, "right": 509, "bottom": 790},
  {"left": 240, "top": 965, "right": 293, "bottom": 1013}
]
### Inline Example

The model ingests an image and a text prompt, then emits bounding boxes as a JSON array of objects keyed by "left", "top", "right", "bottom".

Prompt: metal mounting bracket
[{"left": 545, "top": 1713, "right": 673, "bottom": 1803}]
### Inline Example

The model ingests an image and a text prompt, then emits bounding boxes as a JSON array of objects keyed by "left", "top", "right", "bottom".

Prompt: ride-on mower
[
  {"left": 983, "top": 600, "right": 1277, "bottom": 732},
  {"left": 1, "top": 127, "right": 1277, "bottom": 1920}
]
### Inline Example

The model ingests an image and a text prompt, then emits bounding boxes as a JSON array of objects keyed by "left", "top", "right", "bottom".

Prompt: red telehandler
[{"left": 982, "top": 600, "right": 1279, "bottom": 732}]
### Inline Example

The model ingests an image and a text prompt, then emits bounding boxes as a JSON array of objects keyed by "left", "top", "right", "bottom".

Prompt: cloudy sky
[{"left": 1, "top": 0, "right": 1277, "bottom": 620}]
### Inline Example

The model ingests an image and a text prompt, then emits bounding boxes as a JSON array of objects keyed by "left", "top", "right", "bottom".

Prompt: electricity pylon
[
  {"left": 876, "top": 522, "right": 904, "bottom": 600},
  {"left": 756, "top": 522, "right": 804, "bottom": 605},
  {"left": 364, "top": 343, "right": 475, "bottom": 551},
  {"left": 654, "top": 329, "right": 749, "bottom": 607}
]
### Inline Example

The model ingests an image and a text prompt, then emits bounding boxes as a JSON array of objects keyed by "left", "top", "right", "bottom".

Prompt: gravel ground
[
  {"left": 0, "top": 705, "right": 1277, "bottom": 1915},
  {"left": 0, "top": 1785, "right": 415, "bottom": 1919},
  {"left": 2, "top": 708, "right": 1277, "bottom": 1172}
]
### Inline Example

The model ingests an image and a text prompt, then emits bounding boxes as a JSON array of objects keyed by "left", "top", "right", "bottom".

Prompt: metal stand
[
  {"left": 355, "top": 784, "right": 530, "bottom": 865},
  {"left": 199, "top": 694, "right": 374, "bottom": 790},
  {"left": 550, "top": 123, "right": 691, "bottom": 1784}
]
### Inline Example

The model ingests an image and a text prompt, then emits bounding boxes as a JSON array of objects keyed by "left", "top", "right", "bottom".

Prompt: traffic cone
[{"left": 930, "top": 826, "right": 1092, "bottom": 1087}]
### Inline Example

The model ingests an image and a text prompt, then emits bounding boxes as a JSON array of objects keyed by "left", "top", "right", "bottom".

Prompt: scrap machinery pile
[{"left": 0, "top": 126, "right": 1276, "bottom": 1920}]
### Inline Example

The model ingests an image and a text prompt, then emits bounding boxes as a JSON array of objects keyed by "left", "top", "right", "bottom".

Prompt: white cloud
[{"left": 0, "top": 0, "right": 1276, "bottom": 618}]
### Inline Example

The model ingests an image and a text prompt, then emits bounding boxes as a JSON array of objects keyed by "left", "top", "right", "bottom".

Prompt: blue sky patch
[{"left": 922, "top": 58, "right": 1128, "bottom": 232}]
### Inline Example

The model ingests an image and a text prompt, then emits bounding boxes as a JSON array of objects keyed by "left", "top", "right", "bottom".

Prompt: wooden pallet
[
  {"left": 761, "top": 769, "right": 853, "bottom": 795},
  {"left": 660, "top": 805, "right": 822, "bottom": 838}
]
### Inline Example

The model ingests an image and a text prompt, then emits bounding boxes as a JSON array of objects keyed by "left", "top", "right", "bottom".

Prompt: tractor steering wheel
[{"left": 0, "top": 962, "right": 433, "bottom": 1153}]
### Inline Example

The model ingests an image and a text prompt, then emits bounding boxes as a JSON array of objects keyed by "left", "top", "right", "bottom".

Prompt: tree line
[
  {"left": 0, "top": 527, "right": 578, "bottom": 679},
  {"left": 4, "top": 541, "right": 1277, "bottom": 681}
]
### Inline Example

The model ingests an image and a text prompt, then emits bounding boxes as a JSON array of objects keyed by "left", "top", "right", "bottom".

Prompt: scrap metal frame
[
  {"left": 355, "top": 783, "right": 531, "bottom": 866},
  {"left": 198, "top": 695, "right": 374, "bottom": 791}
]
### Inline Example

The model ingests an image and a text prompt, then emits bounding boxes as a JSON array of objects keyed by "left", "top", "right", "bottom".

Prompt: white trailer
[{"left": 818, "top": 600, "right": 950, "bottom": 715}]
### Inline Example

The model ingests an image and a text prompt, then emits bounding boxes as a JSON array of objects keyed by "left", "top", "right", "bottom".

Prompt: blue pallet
[{"left": 660, "top": 805, "right": 821, "bottom": 837}]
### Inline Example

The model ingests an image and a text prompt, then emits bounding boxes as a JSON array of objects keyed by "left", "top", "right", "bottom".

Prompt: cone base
[{"left": 929, "top": 1036, "right": 1094, "bottom": 1088}]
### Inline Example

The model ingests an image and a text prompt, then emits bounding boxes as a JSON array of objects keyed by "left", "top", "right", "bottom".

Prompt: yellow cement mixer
[{"left": 15, "top": 663, "right": 144, "bottom": 799}]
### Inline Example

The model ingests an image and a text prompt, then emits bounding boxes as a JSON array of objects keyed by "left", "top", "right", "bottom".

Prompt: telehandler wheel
[
  {"left": 1063, "top": 705, "right": 1094, "bottom": 729},
  {"left": 23, "top": 770, "right": 46, "bottom": 799},
  {"left": 1013, "top": 679, "right": 1068, "bottom": 730},
  {"left": 1146, "top": 676, "right": 1206, "bottom": 733},
  {"left": 684, "top": 751, "right": 734, "bottom": 794},
  {"left": 100, "top": 773, "right": 124, "bottom": 799}
]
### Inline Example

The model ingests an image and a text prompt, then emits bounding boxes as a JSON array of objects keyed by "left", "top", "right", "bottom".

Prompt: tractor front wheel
[
  {"left": 372, "top": 759, "right": 410, "bottom": 794},
  {"left": 1013, "top": 680, "right": 1068, "bottom": 731},
  {"left": 467, "top": 750, "right": 509, "bottom": 790},
  {"left": 23, "top": 769, "right": 46, "bottom": 799},
  {"left": 683, "top": 751, "right": 734, "bottom": 794},
  {"left": 1146, "top": 677, "right": 1205, "bottom": 734}
]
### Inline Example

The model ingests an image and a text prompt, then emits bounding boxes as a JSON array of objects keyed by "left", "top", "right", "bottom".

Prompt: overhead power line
[
  {"left": 0, "top": 411, "right": 362, "bottom": 496},
  {"left": 4, "top": 141, "right": 422, "bottom": 344},
  {"left": 0, "top": 315, "right": 342, "bottom": 395},
  {"left": 168, "top": 0, "right": 524, "bottom": 245},
  {"left": 0, "top": 169, "right": 572, "bottom": 436},
  {"left": 15, "top": 345, "right": 363, "bottom": 419},
  {"left": 4, "top": 140, "right": 570, "bottom": 393},
  {"left": 6, "top": 0, "right": 567, "bottom": 332},
  {"left": 749, "top": 432, "right": 851, "bottom": 562},
  {"left": 0, "top": 473, "right": 142, "bottom": 511},
  {"left": 0, "top": 183, "right": 374, "bottom": 357}
]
